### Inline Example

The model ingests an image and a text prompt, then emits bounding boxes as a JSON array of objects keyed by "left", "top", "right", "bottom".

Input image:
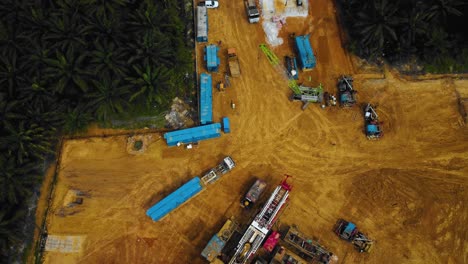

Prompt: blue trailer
[
  {"left": 295, "top": 35, "right": 316, "bottom": 71},
  {"left": 222, "top": 117, "right": 230, "bottom": 133},
  {"left": 146, "top": 177, "right": 203, "bottom": 221},
  {"left": 200, "top": 73, "right": 213, "bottom": 125},
  {"left": 204, "top": 45, "right": 220, "bottom": 72},
  {"left": 163, "top": 123, "right": 222, "bottom": 147},
  {"left": 197, "top": 6, "right": 208, "bottom": 42}
]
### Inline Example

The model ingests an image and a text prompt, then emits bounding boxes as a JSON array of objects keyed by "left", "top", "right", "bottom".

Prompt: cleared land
[{"left": 40, "top": 0, "right": 467, "bottom": 263}]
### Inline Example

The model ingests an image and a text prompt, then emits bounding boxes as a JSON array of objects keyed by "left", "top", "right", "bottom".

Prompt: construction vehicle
[
  {"left": 291, "top": 84, "right": 324, "bottom": 110},
  {"left": 284, "top": 226, "right": 336, "bottom": 264},
  {"left": 202, "top": 218, "right": 240, "bottom": 262},
  {"left": 334, "top": 219, "right": 373, "bottom": 253},
  {"left": 201, "top": 156, "right": 236, "bottom": 185},
  {"left": 259, "top": 44, "right": 323, "bottom": 110},
  {"left": 285, "top": 56, "right": 298, "bottom": 80},
  {"left": 245, "top": 0, "right": 260, "bottom": 23},
  {"left": 241, "top": 179, "right": 267, "bottom": 209},
  {"left": 229, "top": 176, "right": 292, "bottom": 264},
  {"left": 228, "top": 48, "right": 241, "bottom": 78},
  {"left": 147, "top": 156, "right": 235, "bottom": 221},
  {"left": 364, "top": 103, "right": 383, "bottom": 140},
  {"left": 337, "top": 76, "right": 357, "bottom": 107}
]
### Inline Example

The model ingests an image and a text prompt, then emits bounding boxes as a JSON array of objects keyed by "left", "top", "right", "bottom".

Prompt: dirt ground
[{"left": 39, "top": 0, "right": 468, "bottom": 263}]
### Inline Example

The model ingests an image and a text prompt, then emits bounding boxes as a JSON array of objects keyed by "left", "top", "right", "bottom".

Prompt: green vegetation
[
  {"left": 338, "top": 0, "right": 468, "bottom": 73},
  {"left": 0, "top": 0, "right": 194, "bottom": 260}
]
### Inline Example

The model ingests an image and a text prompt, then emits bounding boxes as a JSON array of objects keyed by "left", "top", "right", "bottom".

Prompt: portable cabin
[
  {"left": 199, "top": 73, "right": 213, "bottom": 125},
  {"left": 197, "top": 6, "right": 208, "bottom": 42},
  {"left": 204, "top": 45, "right": 220, "bottom": 72},
  {"left": 163, "top": 123, "right": 222, "bottom": 147},
  {"left": 222, "top": 117, "right": 230, "bottom": 133},
  {"left": 295, "top": 35, "right": 316, "bottom": 71}
]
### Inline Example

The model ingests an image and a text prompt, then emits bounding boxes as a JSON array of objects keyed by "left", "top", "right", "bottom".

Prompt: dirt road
[{"left": 41, "top": 0, "right": 467, "bottom": 263}]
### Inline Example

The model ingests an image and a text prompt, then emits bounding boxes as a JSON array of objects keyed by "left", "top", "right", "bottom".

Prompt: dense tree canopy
[
  {"left": 339, "top": 0, "right": 468, "bottom": 73},
  {"left": 0, "top": 0, "right": 193, "bottom": 260}
]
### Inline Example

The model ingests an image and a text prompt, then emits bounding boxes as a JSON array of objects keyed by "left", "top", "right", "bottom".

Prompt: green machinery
[{"left": 259, "top": 44, "right": 323, "bottom": 110}]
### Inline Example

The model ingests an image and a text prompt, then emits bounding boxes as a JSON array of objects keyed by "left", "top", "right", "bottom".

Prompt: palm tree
[
  {"left": 126, "top": 63, "right": 174, "bottom": 108},
  {"left": 0, "top": 20, "right": 26, "bottom": 57},
  {"left": 425, "top": 27, "right": 452, "bottom": 57},
  {"left": 62, "top": 105, "right": 93, "bottom": 135},
  {"left": 403, "top": 4, "right": 430, "bottom": 46},
  {"left": 43, "top": 11, "right": 92, "bottom": 54},
  {"left": 81, "top": 0, "right": 127, "bottom": 18},
  {"left": 427, "top": 0, "right": 464, "bottom": 23},
  {"left": 86, "top": 73, "right": 130, "bottom": 123},
  {"left": 19, "top": 5, "right": 49, "bottom": 44},
  {"left": 21, "top": 40, "right": 52, "bottom": 80},
  {"left": 43, "top": 48, "right": 89, "bottom": 94},
  {"left": 0, "top": 155, "right": 39, "bottom": 205},
  {"left": 86, "top": 9, "right": 126, "bottom": 45},
  {"left": 0, "top": 50, "right": 25, "bottom": 98},
  {"left": 0, "top": 122, "right": 55, "bottom": 163},
  {"left": 0, "top": 207, "right": 25, "bottom": 257},
  {"left": 24, "top": 105, "right": 64, "bottom": 132},
  {"left": 18, "top": 77, "right": 56, "bottom": 111},
  {"left": 0, "top": 95, "right": 25, "bottom": 128},
  {"left": 354, "top": 0, "right": 404, "bottom": 54},
  {"left": 90, "top": 40, "right": 128, "bottom": 77}
]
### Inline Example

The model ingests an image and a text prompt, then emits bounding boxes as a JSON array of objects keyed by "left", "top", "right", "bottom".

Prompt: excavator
[{"left": 259, "top": 44, "right": 323, "bottom": 110}]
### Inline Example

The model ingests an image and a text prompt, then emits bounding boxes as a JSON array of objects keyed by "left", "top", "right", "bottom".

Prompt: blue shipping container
[
  {"left": 197, "top": 6, "right": 208, "bottom": 42},
  {"left": 200, "top": 73, "right": 213, "bottom": 125},
  {"left": 295, "top": 35, "right": 316, "bottom": 71},
  {"left": 204, "top": 45, "right": 220, "bottom": 72},
  {"left": 163, "top": 123, "right": 222, "bottom": 147},
  {"left": 222, "top": 117, "right": 230, "bottom": 133},
  {"left": 146, "top": 177, "right": 203, "bottom": 221}
]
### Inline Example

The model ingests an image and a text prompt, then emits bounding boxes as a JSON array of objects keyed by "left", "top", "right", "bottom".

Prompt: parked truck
[
  {"left": 364, "top": 104, "right": 383, "bottom": 140},
  {"left": 245, "top": 0, "right": 260, "bottom": 23},
  {"left": 241, "top": 178, "right": 267, "bottom": 209},
  {"left": 202, "top": 218, "right": 239, "bottom": 262},
  {"left": 285, "top": 56, "right": 299, "bottom": 80},
  {"left": 338, "top": 76, "right": 357, "bottom": 107},
  {"left": 228, "top": 48, "right": 241, "bottom": 77},
  {"left": 201, "top": 156, "right": 236, "bottom": 185},
  {"left": 334, "top": 219, "right": 373, "bottom": 253}
]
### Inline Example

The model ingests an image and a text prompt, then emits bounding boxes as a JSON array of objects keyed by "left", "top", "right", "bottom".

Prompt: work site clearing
[{"left": 37, "top": 0, "right": 468, "bottom": 263}]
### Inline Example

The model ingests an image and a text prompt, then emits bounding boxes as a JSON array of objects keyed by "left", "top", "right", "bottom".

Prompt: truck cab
[{"left": 223, "top": 156, "right": 236, "bottom": 171}]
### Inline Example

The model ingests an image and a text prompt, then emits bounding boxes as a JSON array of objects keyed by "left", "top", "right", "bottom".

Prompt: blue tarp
[
  {"left": 204, "top": 45, "right": 220, "bottom": 72},
  {"left": 295, "top": 35, "right": 316, "bottom": 70},
  {"left": 222, "top": 117, "right": 230, "bottom": 133},
  {"left": 164, "top": 123, "right": 222, "bottom": 146},
  {"left": 146, "top": 177, "right": 203, "bottom": 221},
  {"left": 200, "top": 73, "right": 213, "bottom": 125},
  {"left": 201, "top": 235, "right": 226, "bottom": 261},
  {"left": 367, "top": 124, "right": 379, "bottom": 134}
]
